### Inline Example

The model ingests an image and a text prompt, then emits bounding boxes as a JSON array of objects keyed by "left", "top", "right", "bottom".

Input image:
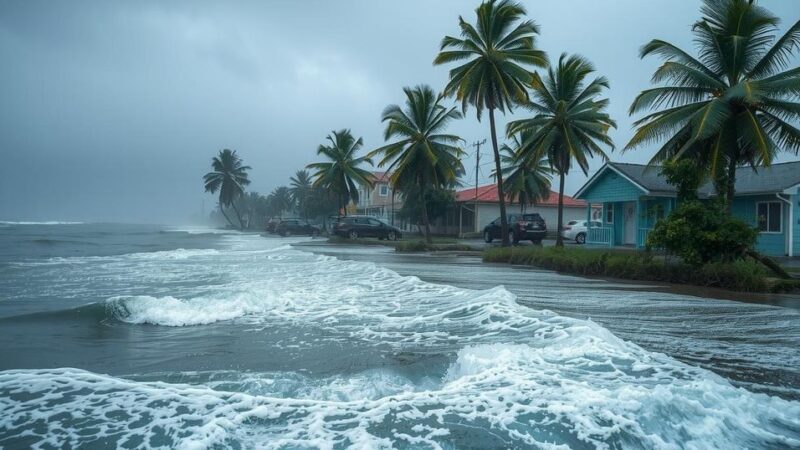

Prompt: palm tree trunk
[
  {"left": 230, "top": 202, "right": 245, "bottom": 230},
  {"left": 218, "top": 202, "right": 237, "bottom": 229},
  {"left": 726, "top": 157, "right": 737, "bottom": 214},
  {"left": 489, "top": 107, "right": 509, "bottom": 247},
  {"left": 556, "top": 171, "right": 565, "bottom": 248},
  {"left": 420, "top": 190, "right": 433, "bottom": 245}
]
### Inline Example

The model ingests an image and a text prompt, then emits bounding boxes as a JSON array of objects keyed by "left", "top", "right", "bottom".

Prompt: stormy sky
[{"left": 1, "top": 0, "right": 797, "bottom": 224}]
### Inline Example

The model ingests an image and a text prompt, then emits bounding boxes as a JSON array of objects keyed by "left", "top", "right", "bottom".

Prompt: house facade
[
  {"left": 574, "top": 161, "right": 800, "bottom": 257},
  {"left": 452, "top": 184, "right": 589, "bottom": 236},
  {"left": 354, "top": 172, "right": 416, "bottom": 230}
]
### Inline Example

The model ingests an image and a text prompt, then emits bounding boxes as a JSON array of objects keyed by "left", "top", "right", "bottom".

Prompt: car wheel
[
  {"left": 311, "top": 230, "right": 319, "bottom": 238},
  {"left": 509, "top": 231, "right": 518, "bottom": 245},
  {"left": 484, "top": 231, "right": 493, "bottom": 243},
  {"left": 576, "top": 232, "right": 586, "bottom": 244},
  {"left": 532, "top": 239, "right": 543, "bottom": 246},
  {"left": 348, "top": 230, "right": 359, "bottom": 239},
  {"left": 388, "top": 231, "right": 397, "bottom": 241}
]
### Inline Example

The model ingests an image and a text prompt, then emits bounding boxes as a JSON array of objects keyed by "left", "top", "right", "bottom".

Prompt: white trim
[
  {"left": 756, "top": 200, "right": 783, "bottom": 234},
  {"left": 573, "top": 163, "right": 650, "bottom": 199},
  {"left": 776, "top": 193, "right": 793, "bottom": 257}
]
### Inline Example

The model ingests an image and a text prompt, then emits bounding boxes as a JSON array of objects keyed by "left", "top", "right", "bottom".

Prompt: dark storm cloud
[{"left": 0, "top": 1, "right": 797, "bottom": 223}]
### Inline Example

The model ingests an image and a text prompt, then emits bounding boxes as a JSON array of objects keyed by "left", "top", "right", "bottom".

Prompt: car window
[
  {"left": 567, "top": 220, "right": 578, "bottom": 225},
  {"left": 492, "top": 218, "right": 501, "bottom": 225},
  {"left": 522, "top": 214, "right": 542, "bottom": 221},
  {"left": 367, "top": 219, "right": 381, "bottom": 226}
]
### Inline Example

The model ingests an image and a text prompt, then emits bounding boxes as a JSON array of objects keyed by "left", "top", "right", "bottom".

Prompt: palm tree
[
  {"left": 307, "top": 129, "right": 374, "bottom": 216},
  {"left": 498, "top": 132, "right": 553, "bottom": 213},
  {"left": 269, "top": 186, "right": 294, "bottom": 219},
  {"left": 368, "top": 85, "right": 465, "bottom": 243},
  {"left": 289, "top": 170, "right": 313, "bottom": 219},
  {"left": 203, "top": 149, "right": 251, "bottom": 230},
  {"left": 507, "top": 53, "right": 616, "bottom": 247},
  {"left": 434, "top": 0, "right": 547, "bottom": 247},
  {"left": 626, "top": 0, "right": 800, "bottom": 211}
]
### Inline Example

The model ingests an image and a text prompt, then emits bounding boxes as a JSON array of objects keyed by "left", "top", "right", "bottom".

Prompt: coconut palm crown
[
  {"left": 203, "top": 149, "right": 251, "bottom": 229},
  {"left": 498, "top": 131, "right": 553, "bottom": 212},
  {"left": 434, "top": 0, "right": 547, "bottom": 247},
  {"left": 368, "top": 85, "right": 465, "bottom": 243},
  {"left": 306, "top": 129, "right": 374, "bottom": 215},
  {"left": 626, "top": 0, "right": 800, "bottom": 209},
  {"left": 507, "top": 53, "right": 616, "bottom": 247}
]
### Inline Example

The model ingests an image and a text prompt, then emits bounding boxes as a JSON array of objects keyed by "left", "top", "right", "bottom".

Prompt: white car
[{"left": 560, "top": 220, "right": 602, "bottom": 244}]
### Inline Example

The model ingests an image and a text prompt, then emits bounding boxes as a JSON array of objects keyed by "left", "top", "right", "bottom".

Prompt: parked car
[
  {"left": 333, "top": 216, "right": 402, "bottom": 240},
  {"left": 483, "top": 213, "right": 547, "bottom": 244},
  {"left": 561, "top": 220, "right": 602, "bottom": 244},
  {"left": 276, "top": 219, "right": 321, "bottom": 237}
]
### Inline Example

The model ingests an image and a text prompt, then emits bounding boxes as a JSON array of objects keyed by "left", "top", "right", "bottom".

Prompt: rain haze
[{"left": 1, "top": 0, "right": 797, "bottom": 223}]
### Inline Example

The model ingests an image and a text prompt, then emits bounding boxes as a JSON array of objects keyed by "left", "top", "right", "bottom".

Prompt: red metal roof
[{"left": 455, "top": 184, "right": 586, "bottom": 207}]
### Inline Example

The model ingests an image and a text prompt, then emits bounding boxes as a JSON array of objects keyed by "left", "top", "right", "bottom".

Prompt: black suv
[
  {"left": 276, "top": 219, "right": 321, "bottom": 237},
  {"left": 333, "top": 216, "right": 402, "bottom": 240},
  {"left": 483, "top": 213, "right": 547, "bottom": 244}
]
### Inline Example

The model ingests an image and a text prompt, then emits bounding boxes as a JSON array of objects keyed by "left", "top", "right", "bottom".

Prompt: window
[
  {"left": 757, "top": 202, "right": 782, "bottom": 233},
  {"left": 605, "top": 206, "right": 614, "bottom": 224},
  {"left": 368, "top": 218, "right": 382, "bottom": 226},
  {"left": 378, "top": 184, "right": 389, "bottom": 197}
]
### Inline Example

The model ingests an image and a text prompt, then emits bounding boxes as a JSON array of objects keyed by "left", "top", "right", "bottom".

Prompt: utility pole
[{"left": 471, "top": 139, "right": 486, "bottom": 233}]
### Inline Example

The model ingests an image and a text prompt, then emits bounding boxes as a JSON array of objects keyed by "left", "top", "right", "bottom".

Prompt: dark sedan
[
  {"left": 333, "top": 216, "right": 402, "bottom": 240},
  {"left": 276, "top": 219, "right": 321, "bottom": 237},
  {"left": 483, "top": 213, "right": 547, "bottom": 244}
]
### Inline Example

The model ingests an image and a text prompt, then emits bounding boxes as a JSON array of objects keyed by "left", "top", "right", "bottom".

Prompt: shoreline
[{"left": 291, "top": 239, "right": 800, "bottom": 309}]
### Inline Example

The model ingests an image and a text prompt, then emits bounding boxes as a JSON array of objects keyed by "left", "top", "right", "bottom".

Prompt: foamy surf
[{"left": 2, "top": 231, "right": 799, "bottom": 448}]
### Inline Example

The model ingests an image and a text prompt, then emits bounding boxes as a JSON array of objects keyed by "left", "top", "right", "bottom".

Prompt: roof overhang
[
  {"left": 573, "top": 163, "right": 650, "bottom": 199},
  {"left": 783, "top": 183, "right": 800, "bottom": 195}
]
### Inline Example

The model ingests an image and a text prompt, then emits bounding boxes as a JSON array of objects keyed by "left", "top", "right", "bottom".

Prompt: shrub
[
  {"left": 482, "top": 246, "right": 782, "bottom": 292},
  {"left": 646, "top": 200, "right": 757, "bottom": 266}
]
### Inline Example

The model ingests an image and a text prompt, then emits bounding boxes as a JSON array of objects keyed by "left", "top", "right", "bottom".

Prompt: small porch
[{"left": 584, "top": 197, "right": 674, "bottom": 248}]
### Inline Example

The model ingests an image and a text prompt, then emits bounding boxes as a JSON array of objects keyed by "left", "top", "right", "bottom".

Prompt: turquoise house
[{"left": 573, "top": 161, "right": 800, "bottom": 257}]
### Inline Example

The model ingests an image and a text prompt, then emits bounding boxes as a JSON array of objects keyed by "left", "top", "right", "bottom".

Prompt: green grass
[
  {"left": 483, "top": 246, "right": 800, "bottom": 293},
  {"left": 327, "top": 236, "right": 478, "bottom": 253}
]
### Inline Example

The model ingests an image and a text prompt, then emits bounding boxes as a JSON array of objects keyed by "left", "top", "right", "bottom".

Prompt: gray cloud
[{"left": 0, "top": 0, "right": 797, "bottom": 223}]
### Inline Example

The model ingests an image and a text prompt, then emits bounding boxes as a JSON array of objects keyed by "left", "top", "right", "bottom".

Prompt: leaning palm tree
[
  {"left": 289, "top": 169, "right": 313, "bottom": 219},
  {"left": 307, "top": 129, "right": 374, "bottom": 215},
  {"left": 626, "top": 0, "right": 800, "bottom": 211},
  {"left": 498, "top": 132, "right": 553, "bottom": 213},
  {"left": 203, "top": 149, "right": 251, "bottom": 230},
  {"left": 368, "top": 85, "right": 465, "bottom": 243},
  {"left": 507, "top": 53, "right": 616, "bottom": 247},
  {"left": 434, "top": 0, "right": 547, "bottom": 247}
]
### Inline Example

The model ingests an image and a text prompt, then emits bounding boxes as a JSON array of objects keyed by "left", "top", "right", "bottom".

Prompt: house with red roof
[{"left": 453, "top": 183, "right": 592, "bottom": 236}]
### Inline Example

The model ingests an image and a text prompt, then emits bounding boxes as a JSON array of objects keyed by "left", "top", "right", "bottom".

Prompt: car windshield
[{"left": 521, "top": 214, "right": 541, "bottom": 221}]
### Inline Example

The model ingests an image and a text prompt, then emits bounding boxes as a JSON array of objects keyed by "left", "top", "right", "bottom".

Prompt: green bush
[
  {"left": 483, "top": 246, "right": 785, "bottom": 292},
  {"left": 646, "top": 200, "right": 758, "bottom": 266}
]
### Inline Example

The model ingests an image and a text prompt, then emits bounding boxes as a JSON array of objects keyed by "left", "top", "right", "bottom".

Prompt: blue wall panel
[{"left": 581, "top": 170, "right": 645, "bottom": 203}]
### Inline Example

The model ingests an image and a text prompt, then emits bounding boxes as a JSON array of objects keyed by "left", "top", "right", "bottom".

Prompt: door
[
  {"left": 623, "top": 202, "right": 636, "bottom": 245},
  {"left": 367, "top": 218, "right": 383, "bottom": 237}
]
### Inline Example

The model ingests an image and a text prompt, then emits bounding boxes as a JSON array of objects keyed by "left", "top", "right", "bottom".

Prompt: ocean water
[{"left": 0, "top": 223, "right": 799, "bottom": 449}]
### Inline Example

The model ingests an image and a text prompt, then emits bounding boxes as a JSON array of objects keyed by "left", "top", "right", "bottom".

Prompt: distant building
[
  {"left": 451, "top": 184, "right": 590, "bottom": 236},
  {"left": 355, "top": 172, "right": 406, "bottom": 227},
  {"left": 574, "top": 161, "right": 800, "bottom": 257}
]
